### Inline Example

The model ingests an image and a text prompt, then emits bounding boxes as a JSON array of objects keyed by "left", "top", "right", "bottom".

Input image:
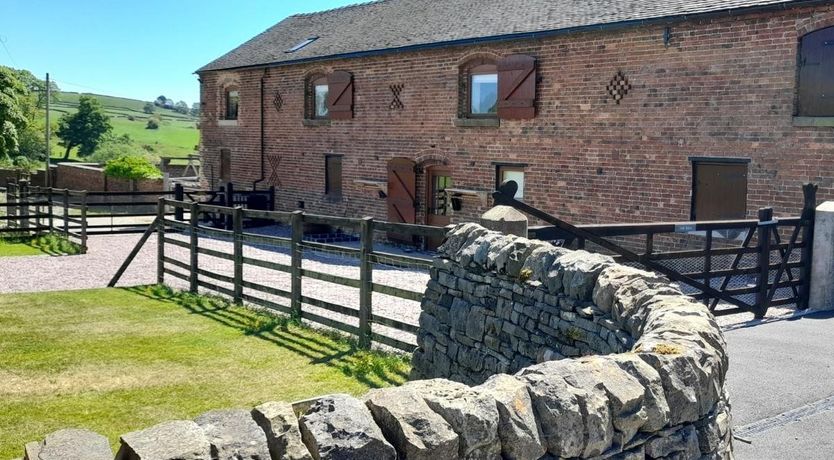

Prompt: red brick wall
[{"left": 199, "top": 4, "right": 834, "bottom": 226}]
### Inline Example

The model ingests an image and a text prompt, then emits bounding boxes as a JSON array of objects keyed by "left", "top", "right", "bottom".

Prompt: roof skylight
[{"left": 285, "top": 37, "right": 318, "bottom": 53}]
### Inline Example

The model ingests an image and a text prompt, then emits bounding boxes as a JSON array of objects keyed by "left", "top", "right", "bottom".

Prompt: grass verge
[
  {"left": 0, "top": 233, "right": 82, "bottom": 257},
  {"left": 0, "top": 286, "right": 409, "bottom": 457}
]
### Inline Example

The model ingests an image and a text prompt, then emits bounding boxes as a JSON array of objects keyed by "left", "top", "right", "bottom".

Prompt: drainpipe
[{"left": 253, "top": 68, "right": 268, "bottom": 190}]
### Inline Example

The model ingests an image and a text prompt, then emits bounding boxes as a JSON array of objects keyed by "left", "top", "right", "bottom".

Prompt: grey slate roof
[{"left": 198, "top": 0, "right": 812, "bottom": 72}]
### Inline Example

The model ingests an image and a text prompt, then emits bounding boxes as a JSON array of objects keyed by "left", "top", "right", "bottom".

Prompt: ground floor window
[
  {"left": 690, "top": 158, "right": 749, "bottom": 221},
  {"left": 325, "top": 155, "right": 343, "bottom": 199},
  {"left": 496, "top": 164, "right": 525, "bottom": 200},
  {"left": 220, "top": 149, "right": 231, "bottom": 183}
]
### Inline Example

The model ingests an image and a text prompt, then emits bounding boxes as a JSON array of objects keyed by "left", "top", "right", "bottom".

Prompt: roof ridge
[{"left": 290, "top": 0, "right": 389, "bottom": 18}]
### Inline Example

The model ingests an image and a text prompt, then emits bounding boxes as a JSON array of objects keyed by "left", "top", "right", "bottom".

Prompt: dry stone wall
[{"left": 21, "top": 224, "right": 731, "bottom": 460}]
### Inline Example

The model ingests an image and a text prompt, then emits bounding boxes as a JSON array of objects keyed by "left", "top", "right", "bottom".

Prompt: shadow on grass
[{"left": 125, "top": 285, "right": 409, "bottom": 389}]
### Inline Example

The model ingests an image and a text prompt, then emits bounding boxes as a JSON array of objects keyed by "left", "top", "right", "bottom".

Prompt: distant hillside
[{"left": 45, "top": 92, "right": 199, "bottom": 160}]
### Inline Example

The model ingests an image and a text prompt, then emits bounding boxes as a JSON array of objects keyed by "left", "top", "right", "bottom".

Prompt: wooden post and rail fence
[{"left": 109, "top": 197, "right": 448, "bottom": 351}]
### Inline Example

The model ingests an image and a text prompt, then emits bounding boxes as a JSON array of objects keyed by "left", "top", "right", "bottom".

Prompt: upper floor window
[
  {"left": 458, "top": 55, "right": 537, "bottom": 122},
  {"left": 314, "top": 77, "right": 329, "bottom": 118},
  {"left": 305, "top": 71, "right": 354, "bottom": 121},
  {"left": 798, "top": 26, "right": 834, "bottom": 117},
  {"left": 470, "top": 65, "right": 498, "bottom": 116},
  {"left": 225, "top": 89, "right": 239, "bottom": 120}
]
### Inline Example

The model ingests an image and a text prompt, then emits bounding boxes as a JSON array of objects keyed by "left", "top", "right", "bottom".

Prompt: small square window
[
  {"left": 496, "top": 165, "right": 524, "bottom": 200},
  {"left": 470, "top": 72, "right": 498, "bottom": 116},
  {"left": 225, "top": 90, "right": 239, "bottom": 120}
]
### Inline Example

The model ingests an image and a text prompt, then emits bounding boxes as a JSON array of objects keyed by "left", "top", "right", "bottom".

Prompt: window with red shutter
[
  {"left": 327, "top": 71, "right": 354, "bottom": 120},
  {"left": 497, "top": 54, "right": 537, "bottom": 120}
]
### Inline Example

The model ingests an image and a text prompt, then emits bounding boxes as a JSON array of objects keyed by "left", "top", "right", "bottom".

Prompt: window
[
  {"left": 469, "top": 65, "right": 498, "bottom": 116},
  {"left": 691, "top": 159, "right": 748, "bottom": 221},
  {"left": 457, "top": 55, "right": 536, "bottom": 123},
  {"left": 220, "top": 149, "right": 231, "bottom": 183},
  {"left": 286, "top": 36, "right": 318, "bottom": 53},
  {"left": 314, "top": 77, "right": 329, "bottom": 118},
  {"left": 225, "top": 89, "right": 239, "bottom": 120},
  {"left": 496, "top": 165, "right": 525, "bottom": 200},
  {"left": 797, "top": 26, "right": 834, "bottom": 117},
  {"left": 429, "top": 174, "right": 453, "bottom": 216},
  {"left": 325, "top": 155, "right": 343, "bottom": 199}
]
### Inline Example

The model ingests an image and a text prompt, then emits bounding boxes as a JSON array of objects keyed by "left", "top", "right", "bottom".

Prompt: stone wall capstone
[{"left": 21, "top": 224, "right": 731, "bottom": 460}]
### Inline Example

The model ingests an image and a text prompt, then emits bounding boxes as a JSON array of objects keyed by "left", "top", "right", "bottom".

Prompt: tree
[
  {"left": 155, "top": 95, "right": 167, "bottom": 107},
  {"left": 56, "top": 95, "right": 112, "bottom": 159},
  {"left": 190, "top": 102, "right": 201, "bottom": 117},
  {"left": 7, "top": 68, "right": 60, "bottom": 109},
  {"left": 143, "top": 102, "right": 155, "bottom": 114},
  {"left": 146, "top": 117, "right": 160, "bottom": 129},
  {"left": 174, "top": 100, "right": 189, "bottom": 114},
  {"left": 0, "top": 67, "right": 30, "bottom": 159}
]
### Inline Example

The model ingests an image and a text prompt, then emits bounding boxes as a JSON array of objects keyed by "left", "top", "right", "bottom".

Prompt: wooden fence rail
[{"left": 153, "top": 198, "right": 448, "bottom": 352}]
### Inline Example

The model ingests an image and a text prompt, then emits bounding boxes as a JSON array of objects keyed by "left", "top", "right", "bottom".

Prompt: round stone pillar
[{"left": 480, "top": 205, "right": 528, "bottom": 238}]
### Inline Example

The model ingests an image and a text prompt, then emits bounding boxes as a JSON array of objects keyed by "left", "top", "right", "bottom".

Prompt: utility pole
[{"left": 44, "top": 72, "right": 51, "bottom": 187}]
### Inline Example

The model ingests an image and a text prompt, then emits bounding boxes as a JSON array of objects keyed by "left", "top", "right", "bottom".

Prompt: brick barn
[{"left": 197, "top": 0, "right": 834, "bottom": 233}]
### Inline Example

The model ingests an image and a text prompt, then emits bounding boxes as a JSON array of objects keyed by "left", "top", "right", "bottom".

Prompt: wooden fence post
[
  {"left": 359, "top": 216, "right": 374, "bottom": 348},
  {"left": 174, "top": 183, "right": 184, "bottom": 221},
  {"left": 62, "top": 189, "right": 69, "bottom": 237},
  {"left": 157, "top": 198, "right": 165, "bottom": 285},
  {"left": 233, "top": 206, "right": 244, "bottom": 304},
  {"left": 20, "top": 180, "right": 29, "bottom": 231},
  {"left": 7, "top": 182, "right": 17, "bottom": 229},
  {"left": 79, "top": 191, "right": 88, "bottom": 254},
  {"left": 798, "top": 183, "right": 818, "bottom": 309},
  {"left": 189, "top": 201, "right": 199, "bottom": 293},
  {"left": 755, "top": 207, "right": 774, "bottom": 318},
  {"left": 290, "top": 210, "right": 304, "bottom": 320},
  {"left": 225, "top": 182, "right": 234, "bottom": 230},
  {"left": 47, "top": 187, "right": 54, "bottom": 232}
]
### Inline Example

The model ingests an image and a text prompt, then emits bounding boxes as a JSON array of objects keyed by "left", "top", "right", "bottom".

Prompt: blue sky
[{"left": 0, "top": 0, "right": 356, "bottom": 105}]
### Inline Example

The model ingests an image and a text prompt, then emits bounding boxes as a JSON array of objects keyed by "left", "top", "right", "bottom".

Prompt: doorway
[
  {"left": 386, "top": 158, "right": 417, "bottom": 243},
  {"left": 425, "top": 166, "right": 453, "bottom": 249}
]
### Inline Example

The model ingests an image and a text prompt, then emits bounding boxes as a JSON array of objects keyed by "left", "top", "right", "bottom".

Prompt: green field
[
  {"left": 0, "top": 287, "right": 408, "bottom": 458},
  {"left": 43, "top": 92, "right": 199, "bottom": 161}
]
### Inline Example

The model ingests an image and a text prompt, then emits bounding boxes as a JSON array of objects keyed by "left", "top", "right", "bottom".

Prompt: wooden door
[
  {"left": 692, "top": 161, "right": 748, "bottom": 220},
  {"left": 426, "top": 167, "right": 453, "bottom": 249},
  {"left": 387, "top": 158, "right": 416, "bottom": 242}
]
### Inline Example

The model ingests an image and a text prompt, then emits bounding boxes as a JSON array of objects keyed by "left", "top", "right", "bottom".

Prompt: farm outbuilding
[{"left": 196, "top": 0, "right": 834, "bottom": 231}]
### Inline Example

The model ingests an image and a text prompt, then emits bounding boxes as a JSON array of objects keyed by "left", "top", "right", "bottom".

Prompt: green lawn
[
  {"left": 0, "top": 287, "right": 409, "bottom": 458},
  {"left": 0, "top": 239, "right": 44, "bottom": 256}
]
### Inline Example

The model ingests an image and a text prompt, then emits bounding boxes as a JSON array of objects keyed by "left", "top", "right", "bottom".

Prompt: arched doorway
[{"left": 424, "top": 165, "right": 453, "bottom": 249}]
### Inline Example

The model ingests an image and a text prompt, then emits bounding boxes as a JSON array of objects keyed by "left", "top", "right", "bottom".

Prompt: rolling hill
[{"left": 44, "top": 92, "right": 200, "bottom": 161}]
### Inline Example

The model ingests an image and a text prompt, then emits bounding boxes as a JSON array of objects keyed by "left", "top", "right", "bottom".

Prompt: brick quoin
[{"left": 198, "top": 4, "right": 834, "bottom": 227}]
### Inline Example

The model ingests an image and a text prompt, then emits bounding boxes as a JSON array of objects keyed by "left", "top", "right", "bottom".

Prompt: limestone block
[
  {"left": 365, "top": 387, "right": 458, "bottom": 460},
  {"left": 115, "top": 420, "right": 212, "bottom": 460},
  {"left": 25, "top": 429, "right": 112, "bottom": 460},
  {"left": 476, "top": 374, "right": 547, "bottom": 460},
  {"left": 252, "top": 401, "right": 313, "bottom": 460},
  {"left": 405, "top": 379, "right": 501, "bottom": 459},
  {"left": 194, "top": 409, "right": 271, "bottom": 460},
  {"left": 299, "top": 394, "right": 395, "bottom": 460}
]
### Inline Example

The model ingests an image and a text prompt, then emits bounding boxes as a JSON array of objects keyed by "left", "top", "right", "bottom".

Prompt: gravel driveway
[{"left": 0, "top": 227, "right": 799, "bottom": 344}]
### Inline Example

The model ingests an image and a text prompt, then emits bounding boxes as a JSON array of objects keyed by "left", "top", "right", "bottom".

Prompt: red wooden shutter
[
  {"left": 497, "top": 54, "right": 536, "bottom": 119},
  {"left": 327, "top": 71, "right": 354, "bottom": 120}
]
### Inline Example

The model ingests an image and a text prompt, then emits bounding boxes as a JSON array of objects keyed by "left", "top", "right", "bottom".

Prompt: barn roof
[{"left": 198, "top": 0, "right": 817, "bottom": 72}]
